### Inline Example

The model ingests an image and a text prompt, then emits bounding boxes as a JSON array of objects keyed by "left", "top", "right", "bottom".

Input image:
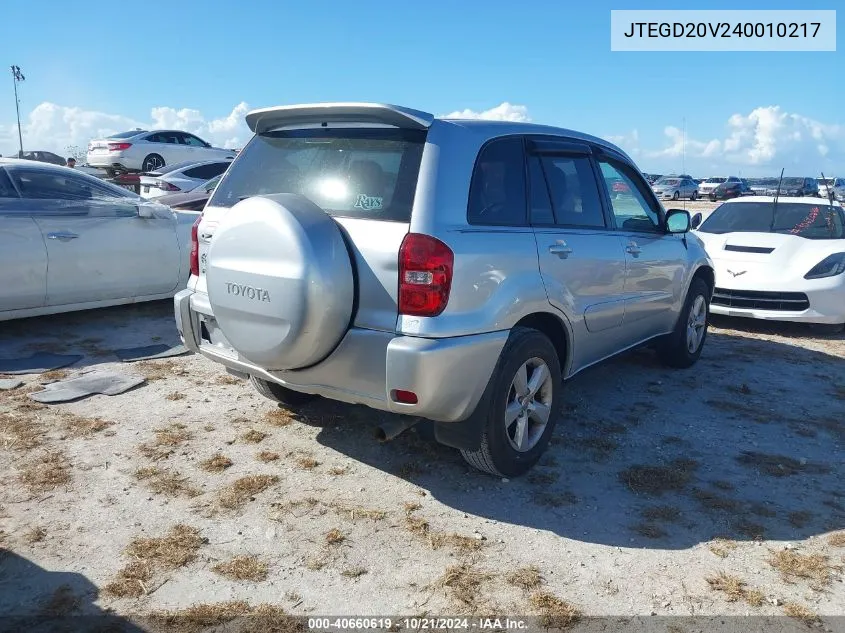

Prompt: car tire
[
  {"left": 460, "top": 327, "right": 562, "bottom": 478},
  {"left": 672, "top": 191, "right": 680, "bottom": 201},
  {"left": 709, "top": 193, "right": 717, "bottom": 202},
  {"left": 250, "top": 375, "right": 318, "bottom": 406},
  {"left": 657, "top": 277, "right": 710, "bottom": 369},
  {"left": 690, "top": 191, "right": 698, "bottom": 201},
  {"left": 142, "top": 153, "right": 165, "bottom": 172}
]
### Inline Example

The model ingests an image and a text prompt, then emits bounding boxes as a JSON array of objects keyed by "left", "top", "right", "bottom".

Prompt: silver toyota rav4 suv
[{"left": 174, "top": 103, "right": 714, "bottom": 477}]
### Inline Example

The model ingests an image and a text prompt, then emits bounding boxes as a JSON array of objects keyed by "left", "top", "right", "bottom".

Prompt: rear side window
[
  {"left": 467, "top": 137, "right": 527, "bottom": 226},
  {"left": 0, "top": 169, "right": 18, "bottom": 198},
  {"left": 539, "top": 155, "right": 605, "bottom": 228},
  {"left": 210, "top": 128, "right": 426, "bottom": 222},
  {"left": 184, "top": 163, "right": 228, "bottom": 180}
]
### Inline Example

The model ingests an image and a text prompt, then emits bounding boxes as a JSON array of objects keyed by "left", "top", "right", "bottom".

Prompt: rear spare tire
[{"left": 206, "top": 194, "right": 354, "bottom": 370}]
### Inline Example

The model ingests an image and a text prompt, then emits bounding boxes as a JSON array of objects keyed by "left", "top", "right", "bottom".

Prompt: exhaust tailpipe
[{"left": 375, "top": 417, "right": 420, "bottom": 442}]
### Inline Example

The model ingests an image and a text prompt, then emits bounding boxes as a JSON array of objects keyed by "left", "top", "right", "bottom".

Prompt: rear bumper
[
  {"left": 174, "top": 289, "right": 507, "bottom": 422},
  {"left": 86, "top": 152, "right": 132, "bottom": 170}
]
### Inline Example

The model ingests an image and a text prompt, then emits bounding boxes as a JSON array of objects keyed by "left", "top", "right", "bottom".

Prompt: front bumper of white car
[
  {"left": 710, "top": 275, "right": 845, "bottom": 324},
  {"left": 174, "top": 288, "right": 507, "bottom": 423}
]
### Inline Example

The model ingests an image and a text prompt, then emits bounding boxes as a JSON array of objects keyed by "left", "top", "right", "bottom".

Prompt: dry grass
[
  {"left": 619, "top": 458, "right": 699, "bottom": 495},
  {"left": 328, "top": 502, "right": 387, "bottom": 522},
  {"left": 403, "top": 511, "right": 483, "bottom": 553},
  {"left": 693, "top": 488, "right": 740, "bottom": 512},
  {"left": 200, "top": 454, "right": 233, "bottom": 472},
  {"left": 783, "top": 602, "right": 821, "bottom": 625},
  {"left": 138, "top": 423, "right": 193, "bottom": 461},
  {"left": 735, "top": 451, "right": 829, "bottom": 477},
  {"left": 574, "top": 435, "right": 619, "bottom": 460},
  {"left": 341, "top": 566, "right": 367, "bottom": 579},
  {"left": 219, "top": 475, "right": 279, "bottom": 510},
  {"left": 19, "top": 451, "right": 71, "bottom": 492},
  {"left": 241, "top": 429, "right": 267, "bottom": 444},
  {"left": 437, "top": 564, "right": 493, "bottom": 607},
  {"left": 705, "top": 573, "right": 763, "bottom": 606},
  {"left": 530, "top": 591, "right": 582, "bottom": 630},
  {"left": 0, "top": 411, "right": 46, "bottom": 450},
  {"left": 148, "top": 602, "right": 302, "bottom": 633},
  {"left": 294, "top": 454, "right": 319, "bottom": 470},
  {"left": 631, "top": 523, "right": 667, "bottom": 539},
  {"left": 325, "top": 528, "right": 345, "bottom": 546},
  {"left": 328, "top": 466, "right": 348, "bottom": 475},
  {"left": 61, "top": 413, "right": 113, "bottom": 438},
  {"left": 532, "top": 491, "right": 578, "bottom": 507},
  {"left": 134, "top": 467, "right": 200, "bottom": 498},
  {"left": 216, "top": 375, "right": 242, "bottom": 386},
  {"left": 103, "top": 559, "right": 154, "bottom": 598},
  {"left": 704, "top": 399, "right": 774, "bottom": 423},
  {"left": 213, "top": 555, "right": 269, "bottom": 582},
  {"left": 828, "top": 531, "right": 845, "bottom": 547},
  {"left": 768, "top": 549, "right": 841, "bottom": 588},
  {"left": 23, "top": 526, "right": 47, "bottom": 544},
  {"left": 404, "top": 501, "right": 422, "bottom": 513},
  {"left": 709, "top": 538, "right": 738, "bottom": 558},
  {"left": 165, "top": 391, "right": 187, "bottom": 401},
  {"left": 527, "top": 471, "right": 559, "bottom": 485},
  {"left": 137, "top": 359, "right": 187, "bottom": 382},
  {"left": 264, "top": 408, "right": 294, "bottom": 427},
  {"left": 257, "top": 450, "right": 280, "bottom": 462},
  {"left": 40, "top": 584, "right": 79, "bottom": 616},
  {"left": 40, "top": 369, "right": 69, "bottom": 382},
  {"left": 506, "top": 565, "right": 543, "bottom": 591}
]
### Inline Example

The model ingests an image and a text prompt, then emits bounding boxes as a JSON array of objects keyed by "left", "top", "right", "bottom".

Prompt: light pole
[{"left": 10, "top": 65, "right": 25, "bottom": 157}]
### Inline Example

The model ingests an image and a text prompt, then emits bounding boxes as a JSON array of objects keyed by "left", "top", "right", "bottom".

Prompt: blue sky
[{"left": 2, "top": 0, "right": 842, "bottom": 175}]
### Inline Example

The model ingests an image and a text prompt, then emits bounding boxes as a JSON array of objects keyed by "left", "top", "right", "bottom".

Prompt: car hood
[{"left": 695, "top": 231, "right": 845, "bottom": 286}]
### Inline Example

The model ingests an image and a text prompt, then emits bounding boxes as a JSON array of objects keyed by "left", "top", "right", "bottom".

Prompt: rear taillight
[
  {"left": 189, "top": 216, "right": 201, "bottom": 277},
  {"left": 398, "top": 233, "right": 453, "bottom": 317},
  {"left": 158, "top": 182, "right": 180, "bottom": 192},
  {"left": 108, "top": 142, "right": 132, "bottom": 151}
]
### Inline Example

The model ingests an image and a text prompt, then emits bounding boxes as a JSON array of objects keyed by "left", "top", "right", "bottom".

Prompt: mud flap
[{"left": 432, "top": 361, "right": 499, "bottom": 451}]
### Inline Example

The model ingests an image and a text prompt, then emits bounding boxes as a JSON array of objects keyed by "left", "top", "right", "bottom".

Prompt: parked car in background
[
  {"left": 708, "top": 179, "right": 752, "bottom": 201},
  {"left": 693, "top": 196, "right": 845, "bottom": 332},
  {"left": 139, "top": 159, "right": 232, "bottom": 199},
  {"left": 652, "top": 175, "right": 699, "bottom": 200},
  {"left": 7, "top": 150, "right": 67, "bottom": 166},
  {"left": 765, "top": 177, "right": 820, "bottom": 197},
  {"left": 644, "top": 173, "right": 662, "bottom": 184},
  {"left": 87, "top": 130, "right": 236, "bottom": 175},
  {"left": 698, "top": 176, "right": 740, "bottom": 198},
  {"left": 0, "top": 158, "right": 195, "bottom": 321},
  {"left": 157, "top": 175, "right": 221, "bottom": 211},
  {"left": 817, "top": 177, "right": 845, "bottom": 201},
  {"left": 174, "top": 101, "right": 714, "bottom": 477}
]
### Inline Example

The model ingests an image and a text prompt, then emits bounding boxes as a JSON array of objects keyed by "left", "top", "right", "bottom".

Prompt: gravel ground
[{"left": 0, "top": 300, "right": 843, "bottom": 630}]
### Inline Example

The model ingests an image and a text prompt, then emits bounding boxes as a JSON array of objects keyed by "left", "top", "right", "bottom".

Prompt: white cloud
[
  {"left": 1, "top": 102, "right": 252, "bottom": 157},
  {"left": 606, "top": 129, "right": 640, "bottom": 157},
  {"left": 441, "top": 102, "right": 531, "bottom": 122}
]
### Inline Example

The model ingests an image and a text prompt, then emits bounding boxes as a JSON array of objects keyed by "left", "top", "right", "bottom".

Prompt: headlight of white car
[{"left": 804, "top": 252, "right": 845, "bottom": 279}]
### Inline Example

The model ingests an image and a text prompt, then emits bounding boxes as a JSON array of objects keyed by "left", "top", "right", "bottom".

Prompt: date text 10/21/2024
[{"left": 307, "top": 618, "right": 530, "bottom": 631}]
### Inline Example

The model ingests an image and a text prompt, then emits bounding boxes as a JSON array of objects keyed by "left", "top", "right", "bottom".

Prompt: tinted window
[
  {"left": 147, "top": 132, "right": 181, "bottom": 144},
  {"left": 699, "top": 201, "right": 844, "bottom": 239},
  {"left": 209, "top": 128, "right": 426, "bottom": 222},
  {"left": 10, "top": 168, "right": 134, "bottom": 201},
  {"left": 0, "top": 169, "right": 18, "bottom": 197},
  {"left": 110, "top": 130, "right": 147, "bottom": 139},
  {"left": 528, "top": 156, "right": 554, "bottom": 225},
  {"left": 539, "top": 155, "right": 605, "bottom": 228},
  {"left": 598, "top": 159, "right": 662, "bottom": 232},
  {"left": 467, "top": 137, "right": 527, "bottom": 226},
  {"left": 182, "top": 134, "right": 209, "bottom": 147},
  {"left": 183, "top": 162, "right": 228, "bottom": 180}
]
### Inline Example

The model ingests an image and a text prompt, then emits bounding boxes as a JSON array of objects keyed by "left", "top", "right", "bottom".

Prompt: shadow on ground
[
  {"left": 304, "top": 325, "right": 844, "bottom": 550},
  {"left": 0, "top": 550, "right": 144, "bottom": 632}
]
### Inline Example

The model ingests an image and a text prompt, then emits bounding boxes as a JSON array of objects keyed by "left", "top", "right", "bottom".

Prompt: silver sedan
[{"left": 652, "top": 177, "right": 699, "bottom": 201}]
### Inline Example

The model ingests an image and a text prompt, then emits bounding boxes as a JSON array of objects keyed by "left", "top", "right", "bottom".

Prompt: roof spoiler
[{"left": 245, "top": 103, "right": 434, "bottom": 134}]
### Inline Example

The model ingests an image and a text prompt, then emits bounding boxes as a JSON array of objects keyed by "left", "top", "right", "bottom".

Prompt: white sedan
[
  {"left": 693, "top": 196, "right": 845, "bottom": 331},
  {"left": 0, "top": 158, "right": 196, "bottom": 321},
  {"left": 86, "top": 129, "right": 235, "bottom": 174},
  {"left": 139, "top": 159, "right": 232, "bottom": 199}
]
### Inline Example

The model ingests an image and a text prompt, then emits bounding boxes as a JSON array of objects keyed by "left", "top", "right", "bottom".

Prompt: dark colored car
[
  {"left": 156, "top": 175, "right": 221, "bottom": 211},
  {"left": 709, "top": 179, "right": 752, "bottom": 201},
  {"left": 765, "top": 177, "right": 821, "bottom": 197},
  {"left": 7, "top": 150, "right": 67, "bottom": 166}
]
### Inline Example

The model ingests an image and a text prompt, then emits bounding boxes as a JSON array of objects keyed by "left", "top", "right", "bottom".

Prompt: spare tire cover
[{"left": 206, "top": 194, "right": 354, "bottom": 370}]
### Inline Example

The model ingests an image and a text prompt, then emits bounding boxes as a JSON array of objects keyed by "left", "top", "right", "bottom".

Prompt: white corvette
[{"left": 693, "top": 196, "right": 845, "bottom": 331}]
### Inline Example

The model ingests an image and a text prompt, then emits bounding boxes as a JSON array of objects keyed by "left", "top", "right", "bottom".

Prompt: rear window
[
  {"left": 209, "top": 128, "right": 426, "bottom": 222},
  {"left": 110, "top": 130, "right": 146, "bottom": 139}
]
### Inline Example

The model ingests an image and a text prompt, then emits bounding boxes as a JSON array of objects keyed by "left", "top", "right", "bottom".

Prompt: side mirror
[
  {"left": 137, "top": 205, "right": 154, "bottom": 219},
  {"left": 690, "top": 212, "right": 703, "bottom": 229},
  {"left": 665, "top": 209, "right": 691, "bottom": 234}
]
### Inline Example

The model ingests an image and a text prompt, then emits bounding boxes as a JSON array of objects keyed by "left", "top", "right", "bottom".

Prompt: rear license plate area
[{"left": 198, "top": 315, "right": 236, "bottom": 358}]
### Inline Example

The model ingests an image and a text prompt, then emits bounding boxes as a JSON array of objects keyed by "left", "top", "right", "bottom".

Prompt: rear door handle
[
  {"left": 47, "top": 231, "right": 79, "bottom": 241},
  {"left": 548, "top": 242, "right": 573, "bottom": 259},
  {"left": 626, "top": 241, "right": 641, "bottom": 256}
]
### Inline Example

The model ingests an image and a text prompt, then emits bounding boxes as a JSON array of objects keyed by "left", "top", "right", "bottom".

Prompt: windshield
[
  {"left": 109, "top": 130, "right": 146, "bottom": 139},
  {"left": 704, "top": 177, "right": 726, "bottom": 184},
  {"left": 779, "top": 178, "right": 805, "bottom": 187},
  {"left": 655, "top": 178, "right": 680, "bottom": 186},
  {"left": 699, "top": 201, "right": 844, "bottom": 239},
  {"left": 209, "top": 128, "right": 426, "bottom": 221},
  {"left": 818, "top": 178, "right": 833, "bottom": 186}
]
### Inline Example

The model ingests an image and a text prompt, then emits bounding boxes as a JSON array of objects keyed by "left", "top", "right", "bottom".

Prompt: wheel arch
[{"left": 512, "top": 310, "right": 572, "bottom": 377}]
